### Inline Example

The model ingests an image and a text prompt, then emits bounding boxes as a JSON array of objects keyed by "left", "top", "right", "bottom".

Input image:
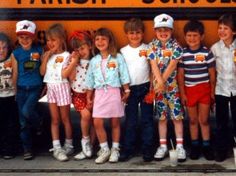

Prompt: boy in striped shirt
[{"left": 177, "top": 20, "right": 216, "bottom": 161}]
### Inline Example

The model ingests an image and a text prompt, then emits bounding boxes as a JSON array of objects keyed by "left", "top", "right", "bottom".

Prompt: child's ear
[{"left": 200, "top": 34, "right": 205, "bottom": 41}]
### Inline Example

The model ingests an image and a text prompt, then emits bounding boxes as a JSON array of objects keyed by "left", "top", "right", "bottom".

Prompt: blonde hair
[
  {"left": 46, "top": 23, "right": 67, "bottom": 51},
  {"left": 93, "top": 28, "right": 117, "bottom": 57}
]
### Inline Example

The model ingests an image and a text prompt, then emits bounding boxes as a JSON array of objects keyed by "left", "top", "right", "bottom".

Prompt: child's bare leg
[
  {"left": 60, "top": 105, "right": 72, "bottom": 140},
  {"left": 159, "top": 119, "right": 167, "bottom": 140},
  {"left": 198, "top": 103, "right": 210, "bottom": 140},
  {"left": 94, "top": 118, "right": 107, "bottom": 143},
  {"left": 111, "top": 118, "right": 120, "bottom": 144},
  {"left": 187, "top": 106, "right": 199, "bottom": 140},
  {"left": 49, "top": 103, "right": 60, "bottom": 141},
  {"left": 80, "top": 108, "right": 92, "bottom": 138}
]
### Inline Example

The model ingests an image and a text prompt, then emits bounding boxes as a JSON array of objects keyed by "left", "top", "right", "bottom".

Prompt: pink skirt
[{"left": 93, "top": 87, "right": 124, "bottom": 118}]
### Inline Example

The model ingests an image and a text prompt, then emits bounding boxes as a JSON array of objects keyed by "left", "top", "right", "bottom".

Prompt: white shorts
[{"left": 46, "top": 82, "right": 71, "bottom": 106}]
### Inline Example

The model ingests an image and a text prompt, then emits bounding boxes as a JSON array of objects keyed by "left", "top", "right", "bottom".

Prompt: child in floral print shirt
[{"left": 147, "top": 13, "right": 186, "bottom": 162}]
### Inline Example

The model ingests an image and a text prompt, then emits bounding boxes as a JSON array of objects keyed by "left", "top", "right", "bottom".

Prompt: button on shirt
[{"left": 211, "top": 39, "right": 236, "bottom": 97}]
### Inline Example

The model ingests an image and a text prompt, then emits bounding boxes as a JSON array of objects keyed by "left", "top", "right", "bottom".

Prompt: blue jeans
[
  {"left": 123, "top": 82, "right": 154, "bottom": 154},
  {"left": 16, "top": 85, "right": 42, "bottom": 152}
]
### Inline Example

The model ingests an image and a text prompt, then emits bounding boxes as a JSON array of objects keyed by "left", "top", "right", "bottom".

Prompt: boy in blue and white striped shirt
[{"left": 178, "top": 20, "right": 216, "bottom": 161}]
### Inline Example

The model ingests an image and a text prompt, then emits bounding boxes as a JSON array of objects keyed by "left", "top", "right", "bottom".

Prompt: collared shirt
[
  {"left": 211, "top": 39, "right": 236, "bottom": 97},
  {"left": 147, "top": 38, "right": 183, "bottom": 84},
  {"left": 85, "top": 53, "right": 130, "bottom": 89}
]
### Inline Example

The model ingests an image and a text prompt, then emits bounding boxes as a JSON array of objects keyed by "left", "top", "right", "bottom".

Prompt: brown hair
[
  {"left": 93, "top": 28, "right": 117, "bottom": 57},
  {"left": 218, "top": 14, "right": 236, "bottom": 32},
  {"left": 46, "top": 23, "right": 67, "bottom": 51},
  {"left": 124, "top": 18, "right": 145, "bottom": 33}
]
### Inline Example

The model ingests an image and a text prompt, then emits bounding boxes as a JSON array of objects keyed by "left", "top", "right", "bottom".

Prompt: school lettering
[
  {"left": 142, "top": 0, "right": 236, "bottom": 3},
  {"left": 17, "top": 0, "right": 106, "bottom": 4}
]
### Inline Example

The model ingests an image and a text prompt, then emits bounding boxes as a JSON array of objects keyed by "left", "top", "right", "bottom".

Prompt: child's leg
[
  {"left": 198, "top": 103, "right": 210, "bottom": 141},
  {"left": 109, "top": 118, "right": 120, "bottom": 163},
  {"left": 94, "top": 118, "right": 110, "bottom": 164},
  {"left": 187, "top": 106, "right": 199, "bottom": 140},
  {"left": 60, "top": 104, "right": 73, "bottom": 153},
  {"left": 49, "top": 103, "right": 61, "bottom": 142},
  {"left": 80, "top": 108, "right": 92, "bottom": 138}
]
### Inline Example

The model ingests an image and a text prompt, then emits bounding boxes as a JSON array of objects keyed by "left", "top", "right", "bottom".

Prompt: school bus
[{"left": 0, "top": 0, "right": 235, "bottom": 48}]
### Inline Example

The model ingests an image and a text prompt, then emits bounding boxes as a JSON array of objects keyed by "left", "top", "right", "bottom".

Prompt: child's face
[
  {"left": 126, "top": 29, "right": 144, "bottom": 48},
  {"left": 155, "top": 27, "right": 172, "bottom": 44},
  {"left": 0, "top": 41, "right": 8, "bottom": 60},
  {"left": 218, "top": 23, "right": 235, "bottom": 43},
  {"left": 47, "top": 35, "right": 63, "bottom": 53},
  {"left": 17, "top": 34, "right": 33, "bottom": 50},
  {"left": 75, "top": 43, "right": 91, "bottom": 60},
  {"left": 184, "top": 31, "right": 203, "bottom": 50},
  {"left": 95, "top": 35, "right": 109, "bottom": 53}
]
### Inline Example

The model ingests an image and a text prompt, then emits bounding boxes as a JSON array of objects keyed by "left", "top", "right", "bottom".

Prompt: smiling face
[
  {"left": 218, "top": 23, "right": 235, "bottom": 45},
  {"left": 0, "top": 41, "right": 8, "bottom": 61},
  {"left": 75, "top": 43, "right": 91, "bottom": 60},
  {"left": 17, "top": 34, "right": 34, "bottom": 50},
  {"left": 126, "top": 29, "right": 144, "bottom": 48},
  {"left": 46, "top": 34, "right": 63, "bottom": 54},
  {"left": 184, "top": 31, "right": 203, "bottom": 50},
  {"left": 154, "top": 27, "right": 172, "bottom": 45},
  {"left": 94, "top": 35, "right": 109, "bottom": 55}
]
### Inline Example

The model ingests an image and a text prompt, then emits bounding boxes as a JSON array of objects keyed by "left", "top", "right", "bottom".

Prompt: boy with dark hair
[{"left": 178, "top": 20, "right": 216, "bottom": 160}]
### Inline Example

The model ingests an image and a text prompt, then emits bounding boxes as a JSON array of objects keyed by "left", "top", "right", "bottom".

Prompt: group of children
[{"left": 0, "top": 13, "right": 235, "bottom": 165}]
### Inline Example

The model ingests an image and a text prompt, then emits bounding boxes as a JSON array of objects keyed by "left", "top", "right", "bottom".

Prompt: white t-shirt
[
  {"left": 43, "top": 51, "right": 70, "bottom": 84},
  {"left": 211, "top": 39, "right": 236, "bottom": 97},
  {"left": 71, "top": 59, "right": 89, "bottom": 93},
  {"left": 0, "top": 57, "right": 15, "bottom": 97},
  {"left": 120, "top": 43, "right": 150, "bottom": 86}
]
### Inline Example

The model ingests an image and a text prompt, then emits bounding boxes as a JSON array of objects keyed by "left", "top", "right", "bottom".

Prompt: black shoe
[
  {"left": 202, "top": 146, "right": 214, "bottom": 161},
  {"left": 24, "top": 151, "right": 33, "bottom": 160},
  {"left": 119, "top": 152, "right": 133, "bottom": 162},
  {"left": 215, "top": 151, "right": 227, "bottom": 162},
  {"left": 189, "top": 145, "right": 200, "bottom": 160},
  {"left": 143, "top": 151, "right": 153, "bottom": 162}
]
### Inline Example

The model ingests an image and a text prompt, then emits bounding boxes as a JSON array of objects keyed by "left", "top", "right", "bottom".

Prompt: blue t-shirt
[{"left": 13, "top": 44, "right": 43, "bottom": 87}]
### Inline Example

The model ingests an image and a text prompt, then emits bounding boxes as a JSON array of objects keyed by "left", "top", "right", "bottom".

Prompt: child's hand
[
  {"left": 86, "top": 98, "right": 93, "bottom": 110},
  {"left": 43, "top": 50, "right": 53, "bottom": 60},
  {"left": 121, "top": 91, "right": 130, "bottom": 104},
  {"left": 70, "top": 51, "right": 79, "bottom": 65},
  {"left": 153, "top": 79, "right": 165, "bottom": 94}
]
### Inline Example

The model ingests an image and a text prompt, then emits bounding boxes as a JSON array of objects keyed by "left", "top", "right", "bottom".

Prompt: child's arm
[
  {"left": 86, "top": 89, "right": 94, "bottom": 110},
  {"left": 150, "top": 59, "right": 165, "bottom": 93},
  {"left": 208, "top": 67, "right": 216, "bottom": 103},
  {"left": 177, "top": 66, "right": 187, "bottom": 106},
  {"left": 62, "top": 52, "right": 79, "bottom": 79},
  {"left": 40, "top": 51, "right": 52, "bottom": 76},
  {"left": 11, "top": 54, "right": 18, "bottom": 92},
  {"left": 162, "top": 59, "right": 178, "bottom": 82},
  {"left": 121, "top": 83, "right": 130, "bottom": 103}
]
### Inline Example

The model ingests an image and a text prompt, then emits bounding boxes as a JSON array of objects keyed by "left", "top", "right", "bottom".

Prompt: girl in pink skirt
[{"left": 86, "top": 28, "right": 130, "bottom": 164}]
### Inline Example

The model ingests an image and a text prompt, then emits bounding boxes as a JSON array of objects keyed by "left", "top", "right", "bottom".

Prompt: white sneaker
[
  {"left": 176, "top": 146, "right": 186, "bottom": 162},
  {"left": 63, "top": 144, "right": 74, "bottom": 155},
  {"left": 49, "top": 148, "right": 68, "bottom": 162},
  {"left": 95, "top": 148, "right": 110, "bottom": 164},
  {"left": 109, "top": 148, "right": 120, "bottom": 163},
  {"left": 81, "top": 140, "right": 92, "bottom": 157},
  {"left": 154, "top": 146, "right": 168, "bottom": 161},
  {"left": 74, "top": 151, "right": 86, "bottom": 160}
]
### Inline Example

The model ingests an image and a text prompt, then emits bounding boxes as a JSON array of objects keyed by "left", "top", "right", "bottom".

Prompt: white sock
[
  {"left": 65, "top": 139, "right": 73, "bottom": 147},
  {"left": 82, "top": 136, "right": 90, "bottom": 143},
  {"left": 100, "top": 142, "right": 109, "bottom": 151},
  {"left": 112, "top": 142, "right": 119, "bottom": 149},
  {"left": 53, "top": 140, "right": 61, "bottom": 149}
]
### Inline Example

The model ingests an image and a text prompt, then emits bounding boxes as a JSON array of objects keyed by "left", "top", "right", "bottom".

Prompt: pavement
[{"left": 0, "top": 151, "right": 236, "bottom": 176}]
